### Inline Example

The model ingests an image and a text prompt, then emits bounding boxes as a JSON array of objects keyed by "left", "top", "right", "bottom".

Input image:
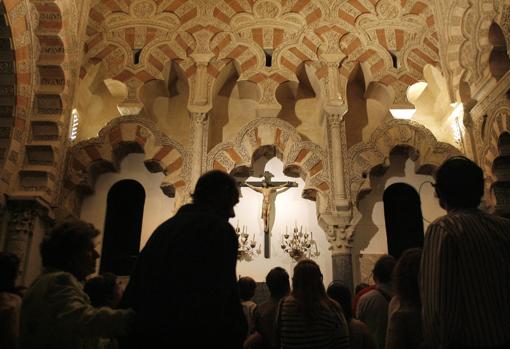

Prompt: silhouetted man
[
  {"left": 421, "top": 156, "right": 510, "bottom": 348},
  {"left": 119, "top": 170, "right": 247, "bottom": 349}
]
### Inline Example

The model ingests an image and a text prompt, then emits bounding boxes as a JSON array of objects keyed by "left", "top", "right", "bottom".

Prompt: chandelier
[
  {"left": 235, "top": 224, "right": 260, "bottom": 261},
  {"left": 281, "top": 225, "right": 319, "bottom": 261}
]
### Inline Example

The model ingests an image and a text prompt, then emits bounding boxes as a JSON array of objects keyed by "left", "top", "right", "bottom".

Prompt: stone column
[
  {"left": 327, "top": 224, "right": 355, "bottom": 292},
  {"left": 4, "top": 199, "right": 50, "bottom": 285},
  {"left": 326, "top": 110, "right": 350, "bottom": 210},
  {"left": 189, "top": 112, "right": 208, "bottom": 188},
  {"left": 332, "top": 250, "right": 353, "bottom": 292}
]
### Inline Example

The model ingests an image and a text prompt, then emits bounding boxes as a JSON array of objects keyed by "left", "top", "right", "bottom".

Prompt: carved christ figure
[{"left": 242, "top": 171, "right": 298, "bottom": 234}]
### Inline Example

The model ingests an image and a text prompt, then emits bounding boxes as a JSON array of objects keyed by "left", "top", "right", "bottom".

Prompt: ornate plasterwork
[
  {"left": 3, "top": 199, "right": 49, "bottom": 274},
  {"left": 75, "top": 0, "right": 442, "bottom": 117},
  {"left": 0, "top": 0, "right": 41, "bottom": 203},
  {"left": 207, "top": 117, "right": 332, "bottom": 211},
  {"left": 439, "top": 0, "right": 504, "bottom": 99},
  {"left": 347, "top": 119, "right": 462, "bottom": 203},
  {"left": 63, "top": 116, "right": 190, "bottom": 213},
  {"left": 478, "top": 100, "right": 510, "bottom": 205}
]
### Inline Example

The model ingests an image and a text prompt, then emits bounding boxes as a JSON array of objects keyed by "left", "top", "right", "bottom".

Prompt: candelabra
[
  {"left": 281, "top": 225, "right": 320, "bottom": 261},
  {"left": 235, "top": 224, "right": 260, "bottom": 261}
]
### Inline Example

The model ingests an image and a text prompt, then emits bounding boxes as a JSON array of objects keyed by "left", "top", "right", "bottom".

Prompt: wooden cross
[{"left": 241, "top": 171, "right": 298, "bottom": 258}]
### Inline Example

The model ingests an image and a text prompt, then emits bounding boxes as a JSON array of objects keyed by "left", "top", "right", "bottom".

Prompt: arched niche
[
  {"left": 351, "top": 147, "right": 443, "bottom": 285},
  {"left": 232, "top": 156, "right": 334, "bottom": 286},
  {"left": 383, "top": 183, "right": 424, "bottom": 259},
  {"left": 100, "top": 179, "right": 145, "bottom": 275},
  {"left": 489, "top": 22, "right": 510, "bottom": 81},
  {"left": 64, "top": 116, "right": 190, "bottom": 215},
  {"left": 347, "top": 119, "right": 461, "bottom": 205}
]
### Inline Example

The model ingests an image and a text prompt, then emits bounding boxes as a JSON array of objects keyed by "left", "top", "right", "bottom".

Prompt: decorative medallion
[
  {"left": 130, "top": 1, "right": 156, "bottom": 19},
  {"left": 253, "top": 0, "right": 281, "bottom": 18}
]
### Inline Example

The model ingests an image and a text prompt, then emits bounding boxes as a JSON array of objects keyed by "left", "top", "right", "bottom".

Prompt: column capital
[
  {"left": 326, "top": 113, "right": 345, "bottom": 127},
  {"left": 324, "top": 103, "right": 348, "bottom": 120},
  {"left": 4, "top": 198, "right": 51, "bottom": 275},
  {"left": 321, "top": 208, "right": 360, "bottom": 255},
  {"left": 327, "top": 224, "right": 354, "bottom": 255},
  {"left": 189, "top": 111, "right": 208, "bottom": 125}
]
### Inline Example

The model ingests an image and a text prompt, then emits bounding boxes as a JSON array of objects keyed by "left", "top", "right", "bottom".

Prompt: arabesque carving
[
  {"left": 207, "top": 117, "right": 332, "bottom": 212},
  {"left": 63, "top": 116, "right": 190, "bottom": 214},
  {"left": 347, "top": 119, "right": 462, "bottom": 203},
  {"left": 478, "top": 101, "right": 510, "bottom": 206}
]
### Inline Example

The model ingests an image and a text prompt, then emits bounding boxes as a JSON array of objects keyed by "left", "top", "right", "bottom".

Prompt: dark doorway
[
  {"left": 101, "top": 179, "right": 145, "bottom": 275},
  {"left": 383, "top": 183, "right": 424, "bottom": 259}
]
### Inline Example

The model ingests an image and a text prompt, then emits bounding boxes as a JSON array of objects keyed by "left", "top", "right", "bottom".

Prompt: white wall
[
  {"left": 80, "top": 153, "right": 174, "bottom": 265},
  {"left": 231, "top": 157, "right": 333, "bottom": 285},
  {"left": 352, "top": 152, "right": 445, "bottom": 284}
]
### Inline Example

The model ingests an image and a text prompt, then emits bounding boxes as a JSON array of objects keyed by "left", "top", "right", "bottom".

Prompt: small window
[
  {"left": 388, "top": 50, "right": 398, "bottom": 69},
  {"left": 133, "top": 49, "right": 142, "bottom": 65},
  {"left": 264, "top": 49, "right": 273, "bottom": 67},
  {"left": 69, "top": 109, "right": 79, "bottom": 141}
]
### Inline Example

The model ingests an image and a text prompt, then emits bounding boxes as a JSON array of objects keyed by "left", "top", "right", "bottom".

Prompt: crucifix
[{"left": 241, "top": 171, "right": 298, "bottom": 258}]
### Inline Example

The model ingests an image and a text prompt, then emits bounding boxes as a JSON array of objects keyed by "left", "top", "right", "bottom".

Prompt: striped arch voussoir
[
  {"left": 67, "top": 116, "right": 189, "bottom": 198},
  {"left": 347, "top": 119, "right": 462, "bottom": 203},
  {"left": 207, "top": 118, "right": 331, "bottom": 202},
  {"left": 480, "top": 104, "right": 510, "bottom": 191}
]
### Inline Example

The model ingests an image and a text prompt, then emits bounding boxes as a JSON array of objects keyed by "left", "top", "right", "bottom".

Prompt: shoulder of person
[
  {"left": 38, "top": 271, "right": 77, "bottom": 287},
  {"left": 0, "top": 291, "right": 22, "bottom": 308},
  {"left": 426, "top": 214, "right": 452, "bottom": 231},
  {"left": 358, "top": 289, "right": 378, "bottom": 303},
  {"left": 350, "top": 319, "right": 368, "bottom": 333}
]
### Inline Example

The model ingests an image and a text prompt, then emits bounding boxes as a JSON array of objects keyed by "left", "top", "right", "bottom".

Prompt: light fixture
[
  {"left": 235, "top": 223, "right": 260, "bottom": 261},
  {"left": 281, "top": 224, "right": 319, "bottom": 261},
  {"left": 389, "top": 108, "right": 416, "bottom": 119}
]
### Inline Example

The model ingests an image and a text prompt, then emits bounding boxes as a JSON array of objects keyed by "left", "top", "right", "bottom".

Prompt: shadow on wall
[
  {"left": 352, "top": 149, "right": 408, "bottom": 253},
  {"left": 209, "top": 63, "right": 239, "bottom": 151},
  {"left": 276, "top": 66, "right": 316, "bottom": 132},
  {"left": 344, "top": 64, "right": 368, "bottom": 148}
]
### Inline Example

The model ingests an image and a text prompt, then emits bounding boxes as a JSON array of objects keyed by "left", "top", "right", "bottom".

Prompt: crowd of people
[{"left": 0, "top": 156, "right": 509, "bottom": 349}]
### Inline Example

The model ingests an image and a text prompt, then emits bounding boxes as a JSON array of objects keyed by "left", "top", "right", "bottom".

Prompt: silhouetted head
[
  {"left": 292, "top": 259, "right": 336, "bottom": 320},
  {"left": 238, "top": 276, "right": 257, "bottom": 301},
  {"left": 192, "top": 170, "right": 240, "bottom": 219},
  {"left": 292, "top": 259, "right": 324, "bottom": 296},
  {"left": 40, "top": 220, "right": 100, "bottom": 281},
  {"left": 393, "top": 248, "right": 422, "bottom": 307},
  {"left": 372, "top": 255, "right": 396, "bottom": 285},
  {"left": 355, "top": 282, "right": 369, "bottom": 295},
  {"left": 0, "top": 252, "right": 20, "bottom": 292},
  {"left": 434, "top": 156, "right": 484, "bottom": 210},
  {"left": 84, "top": 272, "right": 120, "bottom": 307},
  {"left": 266, "top": 266, "right": 290, "bottom": 300},
  {"left": 327, "top": 281, "right": 352, "bottom": 321}
]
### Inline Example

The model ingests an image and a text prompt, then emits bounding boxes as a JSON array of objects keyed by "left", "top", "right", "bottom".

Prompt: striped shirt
[
  {"left": 420, "top": 208, "right": 510, "bottom": 347},
  {"left": 277, "top": 296, "right": 350, "bottom": 349}
]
